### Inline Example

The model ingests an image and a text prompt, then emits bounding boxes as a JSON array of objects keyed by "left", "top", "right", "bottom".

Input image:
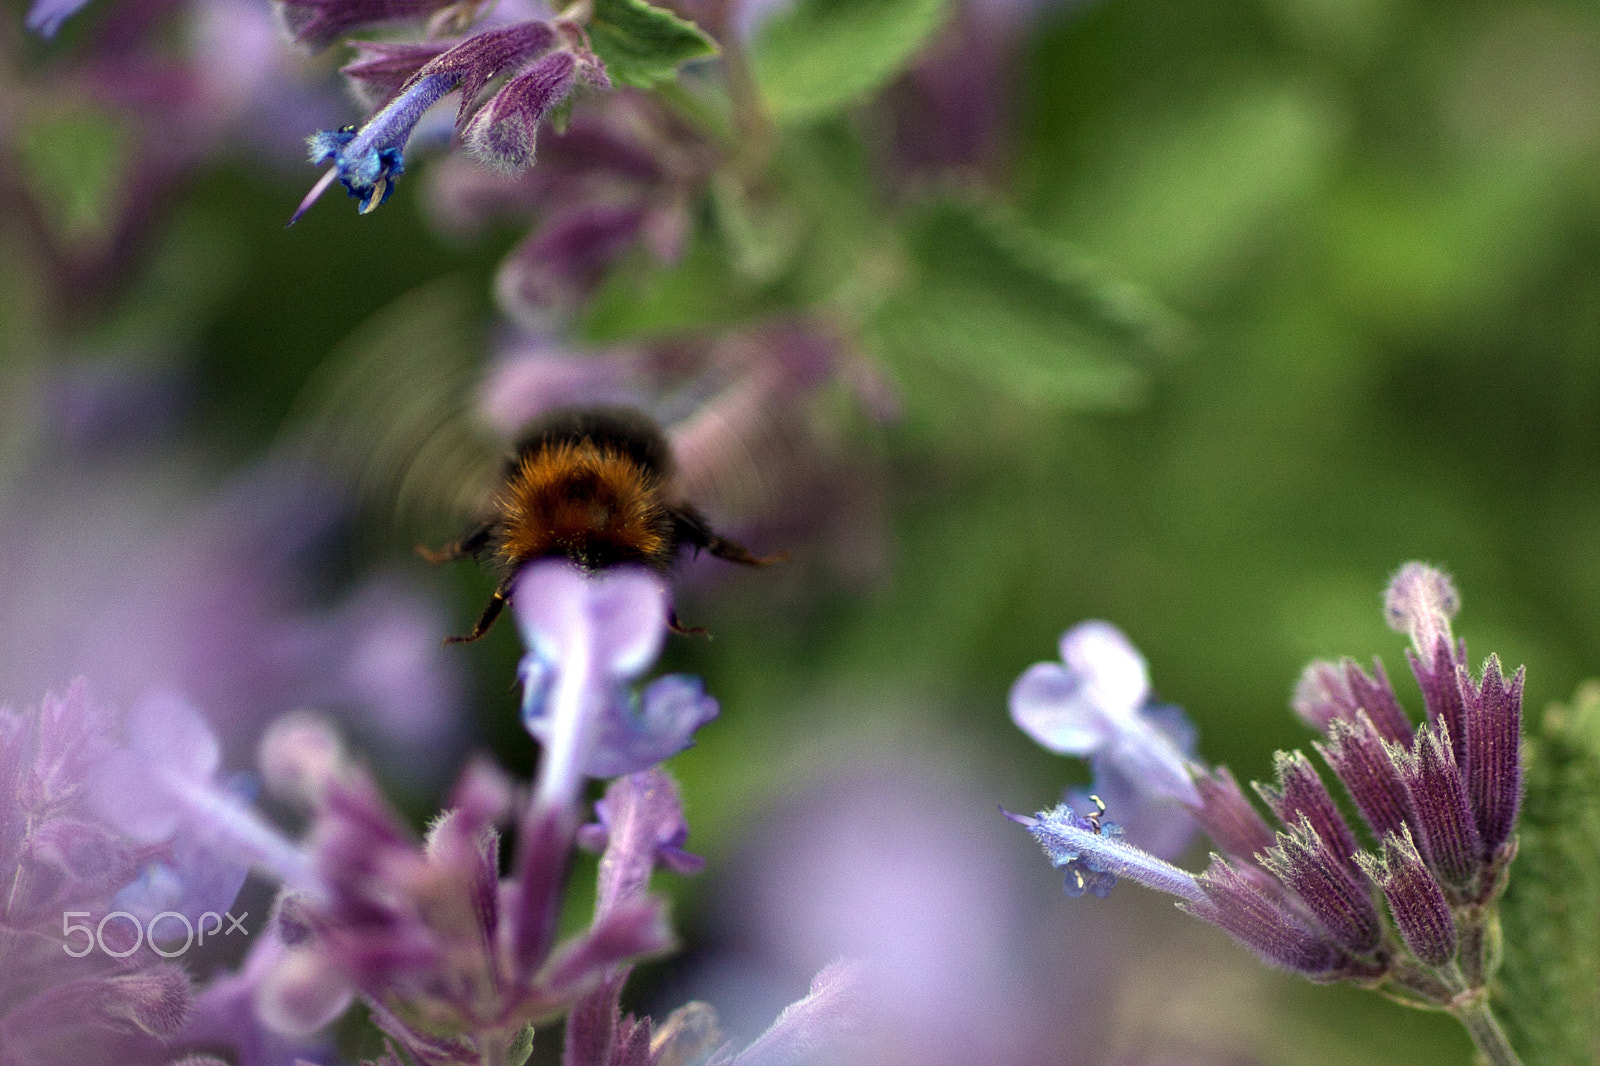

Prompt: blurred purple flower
[
  {"left": 0, "top": 393, "right": 464, "bottom": 773},
  {"left": 691, "top": 766, "right": 1093, "bottom": 1066},
  {"left": 87, "top": 691, "right": 314, "bottom": 889},
  {"left": 275, "top": 0, "right": 458, "bottom": 51},
  {"left": 1010, "top": 620, "right": 1200, "bottom": 807},
  {"left": 25, "top": 0, "right": 94, "bottom": 38},
  {"left": 0, "top": 683, "right": 326, "bottom": 1066}
]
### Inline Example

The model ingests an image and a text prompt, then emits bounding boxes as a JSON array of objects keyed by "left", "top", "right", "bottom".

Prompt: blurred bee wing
[
  {"left": 663, "top": 354, "right": 800, "bottom": 523},
  {"left": 275, "top": 279, "right": 504, "bottom": 539}
]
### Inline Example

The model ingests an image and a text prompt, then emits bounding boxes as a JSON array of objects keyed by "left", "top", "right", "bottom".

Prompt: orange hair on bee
[{"left": 494, "top": 439, "right": 670, "bottom": 569}]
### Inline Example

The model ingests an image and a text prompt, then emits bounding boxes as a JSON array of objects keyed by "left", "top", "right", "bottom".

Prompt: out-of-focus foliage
[{"left": 1498, "top": 681, "right": 1600, "bottom": 1065}]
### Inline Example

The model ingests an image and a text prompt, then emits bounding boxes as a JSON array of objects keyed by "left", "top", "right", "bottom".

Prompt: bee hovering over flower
[{"left": 419, "top": 405, "right": 784, "bottom": 643}]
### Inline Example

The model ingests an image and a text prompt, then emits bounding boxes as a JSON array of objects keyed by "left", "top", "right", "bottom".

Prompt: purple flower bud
[
  {"left": 1259, "top": 818, "right": 1382, "bottom": 956},
  {"left": 1388, "top": 721, "right": 1482, "bottom": 894},
  {"left": 1407, "top": 637, "right": 1470, "bottom": 763},
  {"left": 4, "top": 965, "right": 192, "bottom": 1044},
  {"left": 1356, "top": 828, "right": 1457, "bottom": 967},
  {"left": 1292, "top": 657, "right": 1412, "bottom": 745},
  {"left": 416, "top": 20, "right": 561, "bottom": 130},
  {"left": 539, "top": 898, "right": 672, "bottom": 994},
  {"left": 258, "top": 711, "right": 345, "bottom": 805},
  {"left": 1255, "top": 750, "right": 1362, "bottom": 881},
  {"left": 465, "top": 50, "right": 606, "bottom": 173},
  {"left": 1315, "top": 712, "right": 1415, "bottom": 842},
  {"left": 1186, "top": 858, "right": 1344, "bottom": 976},
  {"left": 276, "top": 0, "right": 458, "bottom": 50},
  {"left": 255, "top": 947, "right": 355, "bottom": 1036},
  {"left": 1385, "top": 562, "right": 1461, "bottom": 659},
  {"left": 1458, "top": 654, "right": 1523, "bottom": 858},
  {"left": 1186, "top": 765, "right": 1277, "bottom": 866}
]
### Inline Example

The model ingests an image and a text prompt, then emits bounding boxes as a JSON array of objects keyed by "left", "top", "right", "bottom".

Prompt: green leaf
[
  {"left": 873, "top": 197, "right": 1184, "bottom": 411},
  {"left": 587, "top": 0, "right": 718, "bottom": 88},
  {"left": 1497, "top": 681, "right": 1600, "bottom": 1066},
  {"left": 752, "top": 0, "right": 951, "bottom": 124}
]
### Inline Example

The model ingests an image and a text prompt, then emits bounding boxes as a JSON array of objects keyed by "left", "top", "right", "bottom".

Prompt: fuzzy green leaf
[
  {"left": 587, "top": 0, "right": 718, "bottom": 89},
  {"left": 1496, "top": 681, "right": 1600, "bottom": 1066},
  {"left": 874, "top": 197, "right": 1184, "bottom": 410},
  {"left": 752, "top": 0, "right": 951, "bottom": 124}
]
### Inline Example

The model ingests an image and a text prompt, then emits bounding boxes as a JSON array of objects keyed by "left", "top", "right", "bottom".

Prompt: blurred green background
[{"left": 8, "top": 0, "right": 1600, "bottom": 1061}]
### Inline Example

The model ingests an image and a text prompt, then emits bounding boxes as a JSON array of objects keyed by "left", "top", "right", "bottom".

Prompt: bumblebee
[{"left": 419, "top": 405, "right": 782, "bottom": 643}]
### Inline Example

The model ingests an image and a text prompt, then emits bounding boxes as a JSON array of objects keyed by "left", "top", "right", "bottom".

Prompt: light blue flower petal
[
  {"left": 1009, "top": 661, "right": 1113, "bottom": 754},
  {"left": 583, "top": 674, "right": 719, "bottom": 778},
  {"left": 1059, "top": 620, "right": 1149, "bottom": 718},
  {"left": 585, "top": 569, "right": 668, "bottom": 679},
  {"left": 1103, "top": 724, "right": 1199, "bottom": 805}
]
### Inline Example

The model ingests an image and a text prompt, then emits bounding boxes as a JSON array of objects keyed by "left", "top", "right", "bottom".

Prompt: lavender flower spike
[
  {"left": 1008, "top": 803, "right": 1205, "bottom": 903},
  {"left": 1010, "top": 621, "right": 1199, "bottom": 805}
]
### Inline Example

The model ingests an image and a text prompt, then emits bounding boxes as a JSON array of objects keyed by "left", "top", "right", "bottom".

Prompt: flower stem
[{"left": 1450, "top": 994, "right": 1524, "bottom": 1066}]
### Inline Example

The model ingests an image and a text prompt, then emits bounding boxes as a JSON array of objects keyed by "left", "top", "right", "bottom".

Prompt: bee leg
[
  {"left": 668, "top": 607, "right": 710, "bottom": 639},
  {"left": 668, "top": 506, "right": 788, "bottom": 567},
  {"left": 417, "top": 522, "right": 494, "bottom": 565},
  {"left": 445, "top": 582, "right": 511, "bottom": 645}
]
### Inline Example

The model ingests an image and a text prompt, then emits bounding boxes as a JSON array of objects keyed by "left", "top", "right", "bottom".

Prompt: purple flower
[
  {"left": 255, "top": 749, "right": 673, "bottom": 1057},
  {"left": 296, "top": 21, "right": 582, "bottom": 219},
  {"left": 1010, "top": 561, "right": 1530, "bottom": 1045},
  {"left": 1010, "top": 621, "right": 1200, "bottom": 806},
  {"left": 1184, "top": 858, "right": 1345, "bottom": 977},
  {"left": 1292, "top": 656, "right": 1414, "bottom": 745},
  {"left": 514, "top": 561, "right": 717, "bottom": 811},
  {"left": 304, "top": 71, "right": 460, "bottom": 215},
  {"left": 0, "top": 684, "right": 327, "bottom": 1066}
]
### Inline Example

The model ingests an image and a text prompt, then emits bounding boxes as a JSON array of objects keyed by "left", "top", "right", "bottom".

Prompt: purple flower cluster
[
  {"left": 295, "top": 17, "right": 608, "bottom": 218},
  {"left": 1010, "top": 563, "right": 1526, "bottom": 1061},
  {"left": 0, "top": 682, "right": 330, "bottom": 1066},
  {"left": 1, "top": 561, "right": 861, "bottom": 1066}
]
